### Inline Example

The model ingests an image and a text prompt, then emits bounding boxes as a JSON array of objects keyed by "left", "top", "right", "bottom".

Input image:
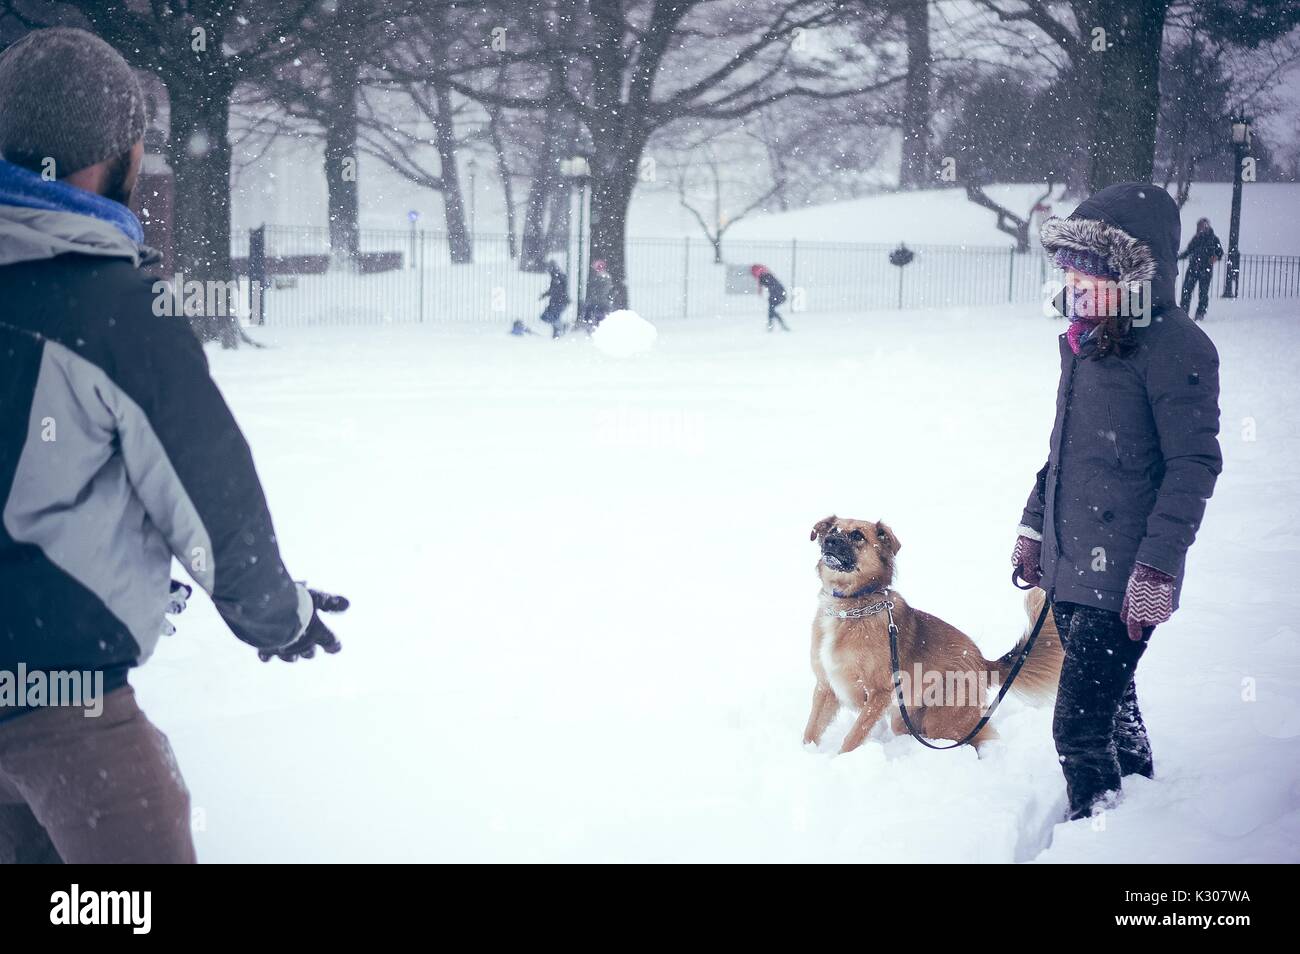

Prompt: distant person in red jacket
[{"left": 751, "top": 264, "right": 790, "bottom": 331}]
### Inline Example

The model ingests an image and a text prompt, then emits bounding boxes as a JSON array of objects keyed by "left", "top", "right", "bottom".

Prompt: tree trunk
[
  {"left": 167, "top": 76, "right": 239, "bottom": 348},
  {"left": 588, "top": 148, "right": 639, "bottom": 310},
  {"left": 323, "top": 57, "right": 362, "bottom": 264},
  {"left": 544, "top": 113, "right": 578, "bottom": 256},
  {"left": 1087, "top": 0, "right": 1169, "bottom": 192},
  {"left": 486, "top": 110, "right": 518, "bottom": 258},
  {"left": 898, "top": 0, "right": 931, "bottom": 190},
  {"left": 520, "top": 179, "right": 548, "bottom": 270},
  {"left": 432, "top": 78, "right": 472, "bottom": 264},
  {"left": 520, "top": 94, "right": 565, "bottom": 271}
]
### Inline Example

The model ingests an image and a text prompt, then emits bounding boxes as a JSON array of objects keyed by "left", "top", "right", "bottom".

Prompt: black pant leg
[
  {"left": 1195, "top": 269, "right": 1211, "bottom": 317},
  {"left": 1113, "top": 680, "right": 1154, "bottom": 779},
  {"left": 1180, "top": 273, "right": 1194, "bottom": 312},
  {"left": 1051, "top": 602, "right": 1148, "bottom": 819}
]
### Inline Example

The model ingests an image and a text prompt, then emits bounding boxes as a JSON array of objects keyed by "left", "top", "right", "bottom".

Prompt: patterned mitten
[
  {"left": 1119, "top": 563, "right": 1174, "bottom": 641},
  {"left": 1011, "top": 533, "right": 1042, "bottom": 587}
]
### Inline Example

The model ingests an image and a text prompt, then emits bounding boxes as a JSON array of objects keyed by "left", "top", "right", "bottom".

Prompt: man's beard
[{"left": 102, "top": 149, "right": 137, "bottom": 207}]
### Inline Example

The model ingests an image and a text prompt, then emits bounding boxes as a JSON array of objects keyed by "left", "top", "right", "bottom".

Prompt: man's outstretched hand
[
  {"left": 259, "top": 588, "right": 349, "bottom": 662},
  {"left": 161, "top": 579, "right": 192, "bottom": 636}
]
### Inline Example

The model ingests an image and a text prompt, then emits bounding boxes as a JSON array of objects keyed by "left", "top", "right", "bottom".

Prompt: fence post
[
  {"left": 417, "top": 229, "right": 425, "bottom": 323},
  {"left": 1008, "top": 247, "right": 1015, "bottom": 302},
  {"left": 682, "top": 236, "right": 690, "bottom": 319},
  {"left": 790, "top": 238, "right": 798, "bottom": 304}
]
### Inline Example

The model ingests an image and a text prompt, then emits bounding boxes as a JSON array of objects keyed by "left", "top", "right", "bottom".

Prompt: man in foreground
[{"left": 0, "top": 27, "right": 346, "bottom": 863}]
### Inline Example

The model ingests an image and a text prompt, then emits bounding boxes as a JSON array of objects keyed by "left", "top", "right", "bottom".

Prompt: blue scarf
[{"left": 0, "top": 159, "right": 144, "bottom": 245}]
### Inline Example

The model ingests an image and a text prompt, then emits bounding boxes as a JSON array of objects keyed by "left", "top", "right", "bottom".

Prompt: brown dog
[{"left": 804, "top": 515, "right": 1062, "bottom": 754}]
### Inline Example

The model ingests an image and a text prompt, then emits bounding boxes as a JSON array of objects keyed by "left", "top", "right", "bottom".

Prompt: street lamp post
[
  {"left": 467, "top": 157, "right": 478, "bottom": 237},
  {"left": 560, "top": 155, "right": 591, "bottom": 319},
  {"left": 1223, "top": 112, "right": 1251, "bottom": 299}
]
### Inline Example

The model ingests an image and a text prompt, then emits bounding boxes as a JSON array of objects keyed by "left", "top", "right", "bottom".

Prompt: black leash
[{"left": 887, "top": 583, "right": 1052, "bottom": 750}]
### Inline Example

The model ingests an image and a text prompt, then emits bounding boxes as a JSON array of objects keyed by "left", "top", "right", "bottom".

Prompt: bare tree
[
  {"left": 427, "top": 0, "right": 904, "bottom": 308},
  {"left": 353, "top": 78, "right": 476, "bottom": 262},
  {"left": 895, "top": 0, "right": 932, "bottom": 189},
  {"left": 965, "top": 180, "right": 1063, "bottom": 251},
  {"left": 241, "top": 0, "right": 409, "bottom": 262},
  {"left": 4, "top": 0, "right": 322, "bottom": 345},
  {"left": 662, "top": 124, "right": 785, "bottom": 262},
  {"left": 973, "top": 0, "right": 1300, "bottom": 194}
]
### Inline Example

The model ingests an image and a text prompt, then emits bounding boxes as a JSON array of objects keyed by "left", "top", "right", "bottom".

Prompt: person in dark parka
[
  {"left": 1011, "top": 183, "right": 1222, "bottom": 821},
  {"left": 578, "top": 259, "right": 614, "bottom": 333},
  {"left": 751, "top": 264, "right": 790, "bottom": 331},
  {"left": 1178, "top": 217, "right": 1223, "bottom": 321},
  {"left": 537, "top": 261, "right": 569, "bottom": 338}
]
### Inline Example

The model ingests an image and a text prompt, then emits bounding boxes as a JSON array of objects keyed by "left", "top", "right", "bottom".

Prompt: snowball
[{"left": 590, "top": 309, "right": 658, "bottom": 357}]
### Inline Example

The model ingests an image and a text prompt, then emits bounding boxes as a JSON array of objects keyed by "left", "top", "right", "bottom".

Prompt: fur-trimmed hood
[{"left": 1040, "top": 182, "right": 1182, "bottom": 308}]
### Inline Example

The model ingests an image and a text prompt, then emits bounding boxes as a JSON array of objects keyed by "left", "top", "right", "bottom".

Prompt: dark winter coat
[
  {"left": 1179, "top": 229, "right": 1223, "bottom": 272},
  {"left": 0, "top": 197, "right": 312, "bottom": 710},
  {"left": 541, "top": 267, "right": 569, "bottom": 307},
  {"left": 1022, "top": 183, "right": 1222, "bottom": 613},
  {"left": 584, "top": 271, "right": 613, "bottom": 320},
  {"left": 758, "top": 271, "right": 786, "bottom": 305}
]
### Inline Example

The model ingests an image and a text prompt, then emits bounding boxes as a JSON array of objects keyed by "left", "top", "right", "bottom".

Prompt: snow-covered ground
[{"left": 133, "top": 297, "right": 1300, "bottom": 863}]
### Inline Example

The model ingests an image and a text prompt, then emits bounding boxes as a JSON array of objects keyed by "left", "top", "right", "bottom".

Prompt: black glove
[
  {"left": 162, "top": 579, "right": 192, "bottom": 636},
  {"left": 258, "top": 588, "right": 348, "bottom": 662}
]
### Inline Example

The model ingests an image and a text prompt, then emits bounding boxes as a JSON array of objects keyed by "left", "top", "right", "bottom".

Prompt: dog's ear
[
  {"left": 875, "top": 521, "right": 901, "bottom": 555},
  {"left": 810, "top": 515, "right": 836, "bottom": 542}
]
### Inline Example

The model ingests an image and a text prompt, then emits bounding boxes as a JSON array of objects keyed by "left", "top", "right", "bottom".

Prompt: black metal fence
[{"left": 229, "top": 225, "right": 1300, "bottom": 328}]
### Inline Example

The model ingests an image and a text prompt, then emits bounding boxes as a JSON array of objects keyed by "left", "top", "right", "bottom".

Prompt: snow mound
[{"left": 591, "top": 309, "right": 657, "bottom": 357}]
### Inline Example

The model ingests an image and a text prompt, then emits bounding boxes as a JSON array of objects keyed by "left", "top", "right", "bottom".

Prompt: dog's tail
[{"left": 994, "top": 588, "right": 1063, "bottom": 705}]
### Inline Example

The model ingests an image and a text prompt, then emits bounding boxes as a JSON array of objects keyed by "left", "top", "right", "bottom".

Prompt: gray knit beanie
[{"left": 0, "top": 27, "right": 146, "bottom": 177}]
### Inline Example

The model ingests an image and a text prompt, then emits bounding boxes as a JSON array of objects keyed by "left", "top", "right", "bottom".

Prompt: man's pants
[
  {"left": 0, "top": 685, "right": 195, "bottom": 863},
  {"left": 1051, "top": 601, "right": 1153, "bottom": 820},
  {"left": 1180, "top": 266, "right": 1212, "bottom": 318}
]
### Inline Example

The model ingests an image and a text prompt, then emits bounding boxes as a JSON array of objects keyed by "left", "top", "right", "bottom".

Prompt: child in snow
[
  {"left": 538, "top": 261, "right": 569, "bottom": 338},
  {"left": 751, "top": 264, "right": 790, "bottom": 331},
  {"left": 578, "top": 259, "right": 613, "bottom": 332},
  {"left": 1177, "top": 217, "right": 1223, "bottom": 321},
  {"left": 1012, "top": 183, "right": 1221, "bottom": 821}
]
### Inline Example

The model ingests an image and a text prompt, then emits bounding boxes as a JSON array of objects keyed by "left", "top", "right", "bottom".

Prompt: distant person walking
[
  {"left": 538, "top": 261, "right": 569, "bottom": 338},
  {"left": 1178, "top": 217, "right": 1223, "bottom": 321},
  {"left": 579, "top": 259, "right": 613, "bottom": 333},
  {"left": 751, "top": 264, "right": 790, "bottom": 331}
]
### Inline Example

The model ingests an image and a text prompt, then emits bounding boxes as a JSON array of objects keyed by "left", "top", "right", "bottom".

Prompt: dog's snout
[{"left": 821, "top": 533, "right": 855, "bottom": 568}]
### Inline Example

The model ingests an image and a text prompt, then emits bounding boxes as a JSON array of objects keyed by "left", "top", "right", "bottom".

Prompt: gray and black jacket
[
  {"left": 1020, "top": 183, "right": 1222, "bottom": 613},
  {"left": 0, "top": 203, "right": 312, "bottom": 701}
]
